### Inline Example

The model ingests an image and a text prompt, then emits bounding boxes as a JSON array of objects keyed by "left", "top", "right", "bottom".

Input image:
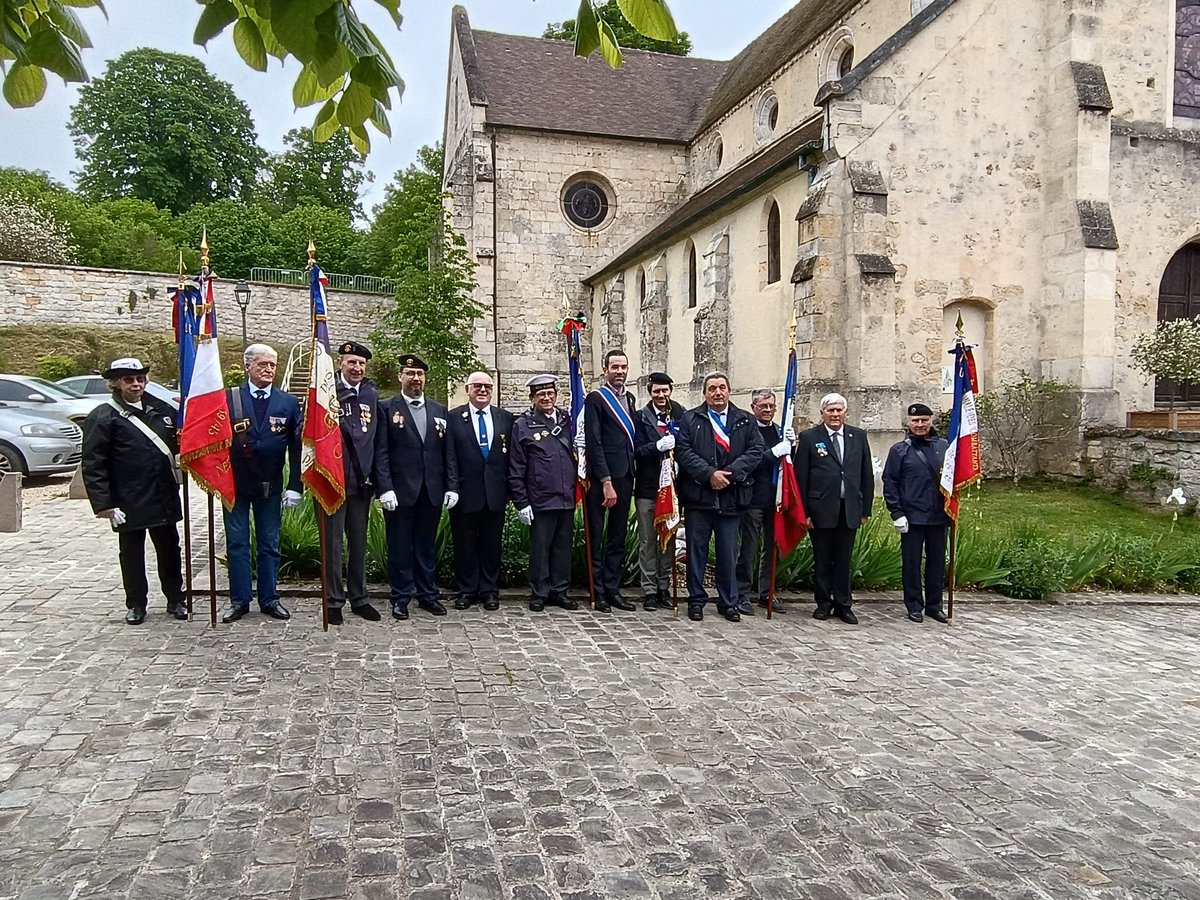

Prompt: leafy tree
[
  {"left": 176, "top": 199, "right": 276, "bottom": 281},
  {"left": 2, "top": 1, "right": 678, "bottom": 149},
  {"left": 976, "top": 375, "right": 1082, "bottom": 483},
  {"left": 68, "top": 49, "right": 265, "bottom": 213},
  {"left": 260, "top": 128, "right": 371, "bottom": 218},
  {"left": 267, "top": 203, "right": 361, "bottom": 274},
  {"left": 544, "top": 0, "right": 691, "bottom": 55},
  {"left": 354, "top": 144, "right": 444, "bottom": 279},
  {"left": 0, "top": 192, "right": 77, "bottom": 264},
  {"left": 1131, "top": 316, "right": 1200, "bottom": 410}
]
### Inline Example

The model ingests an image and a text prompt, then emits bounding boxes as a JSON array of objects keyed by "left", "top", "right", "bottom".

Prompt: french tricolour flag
[{"left": 940, "top": 343, "right": 982, "bottom": 521}]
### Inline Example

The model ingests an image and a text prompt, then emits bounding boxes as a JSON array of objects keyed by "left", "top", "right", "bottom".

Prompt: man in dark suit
[
  {"left": 583, "top": 349, "right": 638, "bottom": 612},
  {"left": 736, "top": 388, "right": 794, "bottom": 616},
  {"left": 793, "top": 392, "right": 875, "bottom": 624},
  {"left": 447, "top": 370, "right": 513, "bottom": 612},
  {"left": 375, "top": 354, "right": 459, "bottom": 620},
  {"left": 632, "top": 372, "right": 685, "bottom": 611},
  {"left": 319, "top": 340, "right": 384, "bottom": 625},
  {"left": 222, "top": 343, "right": 303, "bottom": 623},
  {"left": 675, "top": 372, "right": 765, "bottom": 623}
]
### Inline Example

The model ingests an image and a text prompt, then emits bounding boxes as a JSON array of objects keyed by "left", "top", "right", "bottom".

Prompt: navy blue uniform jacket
[
  {"left": 227, "top": 384, "right": 302, "bottom": 498},
  {"left": 584, "top": 387, "right": 637, "bottom": 482},
  {"left": 675, "top": 403, "right": 765, "bottom": 513},
  {"left": 882, "top": 432, "right": 950, "bottom": 526},
  {"left": 374, "top": 396, "right": 459, "bottom": 505}
]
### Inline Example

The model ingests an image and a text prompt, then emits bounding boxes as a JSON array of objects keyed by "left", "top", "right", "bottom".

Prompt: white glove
[
  {"left": 378, "top": 490, "right": 398, "bottom": 512},
  {"left": 518, "top": 505, "right": 534, "bottom": 527},
  {"left": 784, "top": 425, "right": 797, "bottom": 443},
  {"left": 110, "top": 508, "right": 127, "bottom": 526},
  {"left": 771, "top": 440, "right": 791, "bottom": 459},
  {"left": 282, "top": 490, "right": 303, "bottom": 509},
  {"left": 443, "top": 491, "right": 459, "bottom": 510},
  {"left": 893, "top": 515, "right": 909, "bottom": 534},
  {"left": 656, "top": 434, "right": 675, "bottom": 452}
]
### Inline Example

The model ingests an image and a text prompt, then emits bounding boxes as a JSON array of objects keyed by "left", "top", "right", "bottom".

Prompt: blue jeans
[{"left": 224, "top": 492, "right": 283, "bottom": 610}]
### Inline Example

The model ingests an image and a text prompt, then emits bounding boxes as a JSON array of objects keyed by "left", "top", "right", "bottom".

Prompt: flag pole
[
  {"left": 177, "top": 251, "right": 195, "bottom": 621},
  {"left": 307, "top": 239, "right": 331, "bottom": 633},
  {"left": 199, "top": 232, "right": 219, "bottom": 628},
  {"left": 944, "top": 313, "right": 969, "bottom": 628},
  {"left": 768, "top": 315, "right": 798, "bottom": 621},
  {"left": 671, "top": 525, "right": 679, "bottom": 618}
]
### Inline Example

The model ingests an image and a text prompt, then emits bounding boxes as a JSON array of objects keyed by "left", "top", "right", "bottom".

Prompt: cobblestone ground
[{"left": 2, "top": 496, "right": 1200, "bottom": 900}]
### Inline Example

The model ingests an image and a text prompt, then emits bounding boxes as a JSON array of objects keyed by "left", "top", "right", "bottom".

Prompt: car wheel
[{"left": 0, "top": 444, "right": 25, "bottom": 476}]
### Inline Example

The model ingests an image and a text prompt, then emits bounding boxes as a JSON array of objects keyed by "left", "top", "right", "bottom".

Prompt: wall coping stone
[{"left": 1085, "top": 426, "right": 1200, "bottom": 444}]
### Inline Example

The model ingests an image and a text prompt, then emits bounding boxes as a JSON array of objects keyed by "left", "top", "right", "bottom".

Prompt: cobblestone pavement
[{"left": 2, "top": 497, "right": 1200, "bottom": 900}]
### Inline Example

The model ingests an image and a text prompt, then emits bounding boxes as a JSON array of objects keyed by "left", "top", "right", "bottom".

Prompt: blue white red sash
[
  {"left": 708, "top": 408, "right": 731, "bottom": 452},
  {"left": 596, "top": 385, "right": 636, "bottom": 448}
]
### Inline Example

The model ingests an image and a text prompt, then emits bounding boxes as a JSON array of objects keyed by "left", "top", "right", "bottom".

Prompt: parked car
[
  {"left": 57, "top": 375, "right": 181, "bottom": 412},
  {"left": 0, "top": 401, "right": 83, "bottom": 477},
  {"left": 0, "top": 375, "right": 106, "bottom": 423}
]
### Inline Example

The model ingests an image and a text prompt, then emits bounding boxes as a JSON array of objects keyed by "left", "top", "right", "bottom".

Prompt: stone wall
[
  {"left": 0, "top": 261, "right": 383, "bottom": 348},
  {"left": 1080, "top": 427, "right": 1200, "bottom": 512}
]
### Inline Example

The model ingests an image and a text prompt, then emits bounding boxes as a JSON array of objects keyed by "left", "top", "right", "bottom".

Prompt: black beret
[
  {"left": 907, "top": 403, "right": 934, "bottom": 417},
  {"left": 400, "top": 354, "right": 428, "bottom": 372},
  {"left": 647, "top": 372, "right": 673, "bottom": 387},
  {"left": 337, "top": 340, "right": 372, "bottom": 360}
]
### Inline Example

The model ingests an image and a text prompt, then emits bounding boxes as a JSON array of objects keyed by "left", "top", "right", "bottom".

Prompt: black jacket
[
  {"left": 793, "top": 423, "right": 875, "bottom": 528},
  {"left": 448, "top": 403, "right": 513, "bottom": 514},
  {"left": 675, "top": 403, "right": 765, "bottom": 514},
  {"left": 227, "top": 383, "right": 302, "bottom": 497},
  {"left": 336, "top": 377, "right": 383, "bottom": 495},
  {"left": 82, "top": 394, "right": 182, "bottom": 531},
  {"left": 882, "top": 431, "right": 950, "bottom": 527},
  {"left": 375, "top": 395, "right": 458, "bottom": 505},
  {"left": 749, "top": 421, "right": 782, "bottom": 509},
  {"left": 584, "top": 385, "right": 637, "bottom": 482},
  {"left": 633, "top": 400, "right": 685, "bottom": 500},
  {"left": 508, "top": 408, "right": 577, "bottom": 511}
]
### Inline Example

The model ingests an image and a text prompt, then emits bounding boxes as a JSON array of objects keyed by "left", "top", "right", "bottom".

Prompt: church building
[{"left": 442, "top": 0, "right": 1200, "bottom": 428}]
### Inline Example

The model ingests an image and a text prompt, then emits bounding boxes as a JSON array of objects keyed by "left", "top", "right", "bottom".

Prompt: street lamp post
[{"left": 233, "top": 280, "right": 251, "bottom": 354}]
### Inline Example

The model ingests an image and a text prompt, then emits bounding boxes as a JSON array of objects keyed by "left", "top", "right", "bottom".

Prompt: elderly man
[
  {"left": 675, "top": 372, "right": 765, "bottom": 622},
  {"left": 81, "top": 357, "right": 186, "bottom": 625},
  {"left": 737, "top": 388, "right": 793, "bottom": 616},
  {"left": 883, "top": 403, "right": 951, "bottom": 624},
  {"left": 320, "top": 340, "right": 383, "bottom": 625},
  {"left": 632, "top": 372, "right": 685, "bottom": 611},
  {"left": 447, "top": 371, "right": 514, "bottom": 612},
  {"left": 222, "top": 343, "right": 303, "bottom": 623},
  {"left": 509, "top": 374, "right": 579, "bottom": 613},
  {"left": 793, "top": 392, "right": 874, "bottom": 624},
  {"left": 375, "top": 354, "right": 459, "bottom": 620},
  {"left": 583, "top": 350, "right": 638, "bottom": 612}
]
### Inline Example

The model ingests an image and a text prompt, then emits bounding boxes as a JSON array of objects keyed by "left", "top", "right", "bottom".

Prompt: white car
[
  {"left": 0, "top": 401, "right": 83, "bottom": 476},
  {"left": 57, "top": 375, "right": 181, "bottom": 412},
  {"left": 0, "top": 375, "right": 106, "bottom": 424}
]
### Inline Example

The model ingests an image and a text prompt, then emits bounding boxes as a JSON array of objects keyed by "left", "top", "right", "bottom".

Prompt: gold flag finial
[
  {"left": 307, "top": 238, "right": 317, "bottom": 266},
  {"left": 200, "top": 227, "right": 210, "bottom": 274},
  {"left": 788, "top": 311, "right": 798, "bottom": 347},
  {"left": 954, "top": 310, "right": 965, "bottom": 337},
  {"left": 177, "top": 251, "right": 185, "bottom": 290}
]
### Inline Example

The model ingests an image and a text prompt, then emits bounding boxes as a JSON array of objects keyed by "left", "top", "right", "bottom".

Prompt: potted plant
[{"left": 1129, "top": 315, "right": 1200, "bottom": 430}]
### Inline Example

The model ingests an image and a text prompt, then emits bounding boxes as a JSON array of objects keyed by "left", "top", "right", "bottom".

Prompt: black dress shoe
[
  {"left": 906, "top": 611, "right": 924, "bottom": 623},
  {"left": 609, "top": 595, "right": 636, "bottom": 612},
  {"left": 328, "top": 608, "right": 344, "bottom": 625},
  {"left": 737, "top": 600, "right": 755, "bottom": 616},
  {"left": 482, "top": 594, "right": 500, "bottom": 612},
  {"left": 593, "top": 597, "right": 611, "bottom": 612},
  {"left": 687, "top": 605, "right": 704, "bottom": 621},
  {"left": 813, "top": 607, "right": 832, "bottom": 620},
  {"left": 352, "top": 603, "right": 382, "bottom": 621},
  {"left": 927, "top": 610, "right": 949, "bottom": 624},
  {"left": 167, "top": 603, "right": 188, "bottom": 621},
  {"left": 391, "top": 604, "right": 409, "bottom": 621},
  {"left": 758, "top": 598, "right": 787, "bottom": 615},
  {"left": 721, "top": 607, "right": 742, "bottom": 623},
  {"left": 453, "top": 594, "right": 474, "bottom": 611},
  {"left": 222, "top": 605, "right": 248, "bottom": 624},
  {"left": 551, "top": 593, "right": 580, "bottom": 611},
  {"left": 125, "top": 607, "right": 147, "bottom": 625},
  {"left": 420, "top": 598, "right": 447, "bottom": 616},
  {"left": 529, "top": 597, "right": 546, "bottom": 612},
  {"left": 262, "top": 604, "right": 291, "bottom": 621},
  {"left": 836, "top": 609, "right": 859, "bottom": 625},
  {"left": 656, "top": 590, "right": 674, "bottom": 610},
  {"left": 643, "top": 595, "right": 658, "bottom": 611}
]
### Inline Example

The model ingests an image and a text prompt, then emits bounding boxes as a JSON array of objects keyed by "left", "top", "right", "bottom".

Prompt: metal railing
[{"left": 249, "top": 267, "right": 396, "bottom": 296}]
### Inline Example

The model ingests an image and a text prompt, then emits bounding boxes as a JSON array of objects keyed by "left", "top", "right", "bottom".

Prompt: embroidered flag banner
[
  {"left": 939, "top": 342, "right": 982, "bottom": 520},
  {"left": 774, "top": 347, "right": 808, "bottom": 555},
  {"left": 301, "top": 263, "right": 346, "bottom": 515}
]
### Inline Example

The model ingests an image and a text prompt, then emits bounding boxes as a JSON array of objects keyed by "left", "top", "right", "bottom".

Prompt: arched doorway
[{"left": 1156, "top": 243, "right": 1200, "bottom": 405}]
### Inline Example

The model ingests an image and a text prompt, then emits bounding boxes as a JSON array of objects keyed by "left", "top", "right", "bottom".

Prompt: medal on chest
[{"left": 360, "top": 404, "right": 371, "bottom": 433}]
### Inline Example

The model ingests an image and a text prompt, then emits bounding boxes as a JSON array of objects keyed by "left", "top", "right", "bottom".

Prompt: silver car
[
  {"left": 0, "top": 401, "right": 83, "bottom": 476},
  {"left": 58, "top": 375, "right": 181, "bottom": 412},
  {"left": 0, "top": 374, "right": 106, "bottom": 423}
]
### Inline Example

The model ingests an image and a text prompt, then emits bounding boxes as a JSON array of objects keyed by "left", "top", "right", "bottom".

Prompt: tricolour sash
[
  {"left": 708, "top": 408, "right": 731, "bottom": 452},
  {"left": 596, "top": 385, "right": 635, "bottom": 449}
]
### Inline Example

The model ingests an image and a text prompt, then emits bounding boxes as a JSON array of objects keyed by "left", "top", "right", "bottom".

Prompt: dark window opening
[
  {"left": 563, "top": 181, "right": 610, "bottom": 228},
  {"left": 1156, "top": 242, "right": 1200, "bottom": 404},
  {"left": 687, "top": 245, "right": 698, "bottom": 309},
  {"left": 766, "top": 202, "right": 781, "bottom": 284},
  {"left": 1177, "top": 0, "right": 1200, "bottom": 117},
  {"left": 838, "top": 46, "right": 854, "bottom": 79}
]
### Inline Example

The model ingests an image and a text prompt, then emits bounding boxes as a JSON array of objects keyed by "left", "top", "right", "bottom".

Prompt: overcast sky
[{"left": 0, "top": 2, "right": 797, "bottom": 213}]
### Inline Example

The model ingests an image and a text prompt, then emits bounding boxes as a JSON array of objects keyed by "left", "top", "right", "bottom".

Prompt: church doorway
[{"left": 1156, "top": 242, "right": 1200, "bottom": 405}]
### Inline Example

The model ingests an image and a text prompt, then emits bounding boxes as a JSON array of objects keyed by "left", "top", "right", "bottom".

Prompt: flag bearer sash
[
  {"left": 596, "top": 385, "right": 636, "bottom": 448},
  {"left": 708, "top": 408, "right": 731, "bottom": 453}
]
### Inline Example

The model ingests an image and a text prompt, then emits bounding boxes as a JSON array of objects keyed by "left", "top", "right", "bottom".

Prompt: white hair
[
  {"left": 244, "top": 343, "right": 277, "bottom": 366},
  {"left": 751, "top": 388, "right": 776, "bottom": 404},
  {"left": 820, "top": 392, "right": 848, "bottom": 409}
]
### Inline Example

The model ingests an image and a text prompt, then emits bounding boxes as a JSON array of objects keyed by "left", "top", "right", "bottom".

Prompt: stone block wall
[{"left": 1080, "top": 427, "right": 1200, "bottom": 512}]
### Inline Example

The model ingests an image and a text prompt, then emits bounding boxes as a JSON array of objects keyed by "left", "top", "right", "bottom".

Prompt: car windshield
[{"left": 26, "top": 377, "right": 85, "bottom": 399}]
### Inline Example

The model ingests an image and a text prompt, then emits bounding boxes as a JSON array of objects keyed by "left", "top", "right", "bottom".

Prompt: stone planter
[{"left": 1126, "top": 410, "right": 1200, "bottom": 431}]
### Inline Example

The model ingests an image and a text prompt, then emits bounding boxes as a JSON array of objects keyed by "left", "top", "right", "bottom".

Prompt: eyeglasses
[{"left": 468, "top": 385, "right": 493, "bottom": 392}]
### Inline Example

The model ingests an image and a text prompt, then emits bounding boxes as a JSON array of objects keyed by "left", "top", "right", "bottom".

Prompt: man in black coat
[
  {"left": 320, "top": 340, "right": 384, "bottom": 625},
  {"left": 736, "top": 388, "right": 794, "bottom": 616},
  {"left": 675, "top": 372, "right": 765, "bottom": 622},
  {"left": 882, "top": 403, "right": 951, "bottom": 624},
  {"left": 583, "top": 349, "right": 638, "bottom": 612},
  {"left": 375, "top": 354, "right": 459, "bottom": 620},
  {"left": 793, "top": 392, "right": 875, "bottom": 624},
  {"left": 447, "top": 370, "right": 513, "bottom": 612},
  {"left": 82, "top": 357, "right": 185, "bottom": 625},
  {"left": 632, "top": 372, "right": 685, "bottom": 611}
]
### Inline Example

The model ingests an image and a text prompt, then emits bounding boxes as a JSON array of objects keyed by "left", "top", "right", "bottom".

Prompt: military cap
[
  {"left": 526, "top": 374, "right": 558, "bottom": 393},
  {"left": 907, "top": 402, "right": 934, "bottom": 417},
  {"left": 337, "top": 340, "right": 372, "bottom": 360},
  {"left": 646, "top": 372, "right": 673, "bottom": 387},
  {"left": 399, "top": 353, "right": 428, "bottom": 371},
  {"left": 102, "top": 357, "right": 150, "bottom": 379}
]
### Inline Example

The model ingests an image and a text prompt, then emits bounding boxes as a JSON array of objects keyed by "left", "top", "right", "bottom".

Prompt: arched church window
[
  {"left": 687, "top": 243, "right": 698, "bottom": 309},
  {"left": 753, "top": 91, "right": 779, "bottom": 144},
  {"left": 637, "top": 266, "right": 647, "bottom": 304},
  {"left": 838, "top": 46, "right": 854, "bottom": 78},
  {"left": 766, "top": 202, "right": 781, "bottom": 284},
  {"left": 561, "top": 174, "right": 614, "bottom": 229},
  {"left": 1176, "top": 0, "right": 1200, "bottom": 119},
  {"left": 1156, "top": 242, "right": 1200, "bottom": 403}
]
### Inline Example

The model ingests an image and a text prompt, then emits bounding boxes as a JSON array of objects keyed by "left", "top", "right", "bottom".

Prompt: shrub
[
  {"left": 35, "top": 354, "right": 77, "bottom": 381},
  {"left": 976, "top": 375, "right": 1081, "bottom": 482},
  {"left": 951, "top": 521, "right": 1011, "bottom": 589},
  {"left": 223, "top": 366, "right": 246, "bottom": 388},
  {"left": 999, "top": 526, "right": 1072, "bottom": 600},
  {"left": 851, "top": 514, "right": 903, "bottom": 590},
  {"left": 1095, "top": 535, "right": 1200, "bottom": 591}
]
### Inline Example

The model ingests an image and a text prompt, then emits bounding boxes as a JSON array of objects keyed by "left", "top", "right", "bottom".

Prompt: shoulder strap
[{"left": 107, "top": 398, "right": 174, "bottom": 461}]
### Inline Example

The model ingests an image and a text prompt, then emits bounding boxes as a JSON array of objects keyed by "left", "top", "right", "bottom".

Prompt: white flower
[
  {"left": 1166, "top": 487, "right": 1188, "bottom": 507},
  {"left": 871, "top": 456, "right": 884, "bottom": 477}
]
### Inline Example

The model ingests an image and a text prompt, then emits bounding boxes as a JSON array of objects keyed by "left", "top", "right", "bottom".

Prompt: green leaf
[
  {"left": 615, "top": 0, "right": 678, "bottom": 42},
  {"left": 335, "top": 78, "right": 372, "bottom": 127},
  {"left": 192, "top": 0, "right": 236, "bottom": 46},
  {"left": 573, "top": 0, "right": 601, "bottom": 58},
  {"left": 316, "top": 2, "right": 375, "bottom": 60},
  {"left": 232, "top": 16, "right": 266, "bottom": 71},
  {"left": 269, "top": 0, "right": 333, "bottom": 61},
  {"left": 291, "top": 64, "right": 341, "bottom": 108},
  {"left": 44, "top": 4, "right": 91, "bottom": 49},
  {"left": 311, "top": 97, "right": 338, "bottom": 142},
  {"left": 23, "top": 26, "right": 85, "bottom": 81},
  {"left": 251, "top": 11, "right": 286, "bottom": 59},
  {"left": 368, "top": 98, "right": 390, "bottom": 138},
  {"left": 348, "top": 122, "right": 370, "bottom": 155},
  {"left": 3, "top": 61, "right": 46, "bottom": 106},
  {"left": 54, "top": 0, "right": 105, "bottom": 8},
  {"left": 371, "top": 0, "right": 402, "bottom": 28},
  {"left": 597, "top": 19, "right": 623, "bottom": 68}
]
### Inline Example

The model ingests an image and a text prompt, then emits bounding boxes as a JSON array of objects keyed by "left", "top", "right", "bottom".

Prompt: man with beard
[{"left": 632, "top": 372, "right": 684, "bottom": 611}]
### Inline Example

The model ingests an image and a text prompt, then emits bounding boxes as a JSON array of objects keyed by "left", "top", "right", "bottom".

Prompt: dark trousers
[
  {"left": 809, "top": 501, "right": 858, "bottom": 612},
  {"left": 685, "top": 507, "right": 740, "bottom": 612},
  {"left": 901, "top": 525, "right": 948, "bottom": 614},
  {"left": 736, "top": 506, "right": 775, "bottom": 602},
  {"left": 450, "top": 507, "right": 505, "bottom": 598},
  {"left": 320, "top": 489, "right": 371, "bottom": 610},
  {"left": 383, "top": 487, "right": 441, "bottom": 607},
  {"left": 529, "top": 508, "right": 573, "bottom": 600},
  {"left": 585, "top": 475, "right": 633, "bottom": 598},
  {"left": 118, "top": 524, "right": 184, "bottom": 611}
]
